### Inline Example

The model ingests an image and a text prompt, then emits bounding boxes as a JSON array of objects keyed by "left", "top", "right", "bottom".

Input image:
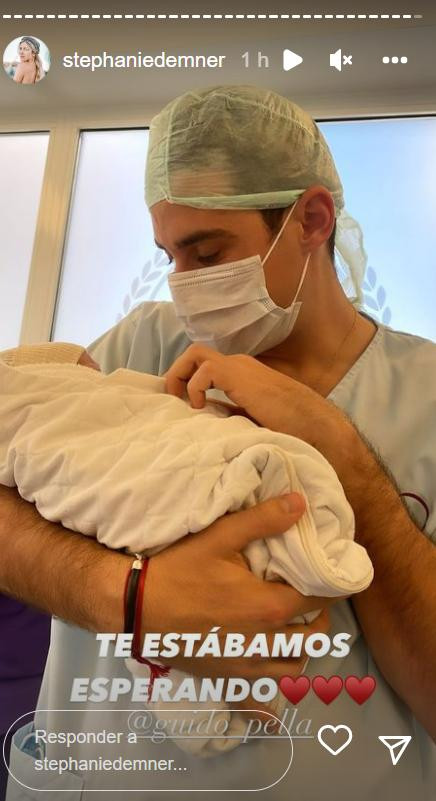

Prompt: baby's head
[{"left": 1, "top": 342, "right": 101, "bottom": 370}]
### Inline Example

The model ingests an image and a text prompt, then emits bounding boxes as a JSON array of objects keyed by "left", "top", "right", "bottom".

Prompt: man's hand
[
  {"left": 164, "top": 344, "right": 356, "bottom": 477},
  {"left": 78, "top": 350, "right": 101, "bottom": 371},
  {"left": 142, "top": 494, "right": 331, "bottom": 684}
]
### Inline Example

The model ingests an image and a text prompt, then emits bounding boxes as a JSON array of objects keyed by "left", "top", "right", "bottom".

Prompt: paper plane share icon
[{"left": 378, "top": 735, "right": 412, "bottom": 765}]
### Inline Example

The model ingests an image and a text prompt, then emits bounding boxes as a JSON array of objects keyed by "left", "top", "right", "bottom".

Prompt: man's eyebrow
[{"left": 154, "top": 229, "right": 237, "bottom": 251}]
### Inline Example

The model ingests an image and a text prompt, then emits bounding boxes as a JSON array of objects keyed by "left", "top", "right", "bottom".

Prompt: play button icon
[{"left": 283, "top": 49, "right": 303, "bottom": 71}]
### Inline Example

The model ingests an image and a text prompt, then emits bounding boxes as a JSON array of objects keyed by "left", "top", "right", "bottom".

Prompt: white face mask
[{"left": 167, "top": 203, "right": 311, "bottom": 356}]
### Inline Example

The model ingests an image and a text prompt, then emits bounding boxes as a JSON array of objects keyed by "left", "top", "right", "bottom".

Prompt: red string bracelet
[{"left": 131, "top": 557, "right": 170, "bottom": 700}]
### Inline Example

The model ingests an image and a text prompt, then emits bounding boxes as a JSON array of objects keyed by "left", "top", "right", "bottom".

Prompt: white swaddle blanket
[{"left": 0, "top": 346, "right": 374, "bottom": 756}]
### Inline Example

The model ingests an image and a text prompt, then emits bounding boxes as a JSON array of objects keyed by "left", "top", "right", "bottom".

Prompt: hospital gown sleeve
[
  {"left": 87, "top": 301, "right": 191, "bottom": 376},
  {"left": 87, "top": 304, "right": 144, "bottom": 374}
]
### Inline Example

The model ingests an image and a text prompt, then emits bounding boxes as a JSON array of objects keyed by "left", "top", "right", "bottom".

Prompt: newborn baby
[{"left": 0, "top": 342, "right": 374, "bottom": 757}]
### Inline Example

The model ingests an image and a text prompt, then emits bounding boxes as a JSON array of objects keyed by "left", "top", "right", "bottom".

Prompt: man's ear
[{"left": 298, "top": 186, "right": 336, "bottom": 251}]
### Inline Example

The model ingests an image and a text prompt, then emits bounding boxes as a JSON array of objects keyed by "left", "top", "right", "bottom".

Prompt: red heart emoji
[
  {"left": 345, "top": 675, "right": 376, "bottom": 705},
  {"left": 312, "top": 675, "right": 343, "bottom": 704},
  {"left": 279, "top": 676, "right": 311, "bottom": 704}
]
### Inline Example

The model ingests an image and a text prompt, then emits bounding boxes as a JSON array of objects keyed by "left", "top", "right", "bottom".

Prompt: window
[
  {"left": 320, "top": 117, "right": 436, "bottom": 341},
  {"left": 52, "top": 129, "right": 171, "bottom": 347},
  {"left": 0, "top": 132, "right": 49, "bottom": 349}
]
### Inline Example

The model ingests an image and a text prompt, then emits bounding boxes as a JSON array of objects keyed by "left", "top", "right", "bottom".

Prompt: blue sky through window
[{"left": 320, "top": 117, "right": 436, "bottom": 342}]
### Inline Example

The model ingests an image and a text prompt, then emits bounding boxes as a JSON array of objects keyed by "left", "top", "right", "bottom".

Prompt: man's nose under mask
[{"left": 167, "top": 203, "right": 311, "bottom": 356}]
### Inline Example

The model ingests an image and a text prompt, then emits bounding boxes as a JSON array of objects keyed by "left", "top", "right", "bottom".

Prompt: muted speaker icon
[{"left": 329, "top": 48, "right": 353, "bottom": 71}]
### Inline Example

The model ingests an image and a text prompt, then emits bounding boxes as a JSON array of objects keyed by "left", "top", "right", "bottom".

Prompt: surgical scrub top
[{"left": 6, "top": 302, "right": 436, "bottom": 801}]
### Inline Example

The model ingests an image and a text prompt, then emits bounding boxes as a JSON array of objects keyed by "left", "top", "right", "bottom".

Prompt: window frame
[{"left": 0, "top": 109, "right": 157, "bottom": 344}]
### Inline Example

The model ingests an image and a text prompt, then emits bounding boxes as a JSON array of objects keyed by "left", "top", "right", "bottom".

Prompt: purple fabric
[{"left": 0, "top": 595, "right": 50, "bottom": 733}]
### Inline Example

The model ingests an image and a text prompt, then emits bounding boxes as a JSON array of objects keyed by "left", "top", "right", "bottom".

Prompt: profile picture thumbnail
[{"left": 3, "top": 35, "right": 50, "bottom": 84}]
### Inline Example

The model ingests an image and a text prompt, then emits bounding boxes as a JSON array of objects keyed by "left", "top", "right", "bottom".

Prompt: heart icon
[
  {"left": 279, "top": 675, "right": 310, "bottom": 704},
  {"left": 312, "top": 676, "right": 343, "bottom": 705},
  {"left": 317, "top": 724, "right": 353, "bottom": 756},
  {"left": 345, "top": 676, "right": 376, "bottom": 705}
]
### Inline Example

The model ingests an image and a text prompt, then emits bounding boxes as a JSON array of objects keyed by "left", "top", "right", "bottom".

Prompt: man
[{"left": 2, "top": 86, "right": 435, "bottom": 800}]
